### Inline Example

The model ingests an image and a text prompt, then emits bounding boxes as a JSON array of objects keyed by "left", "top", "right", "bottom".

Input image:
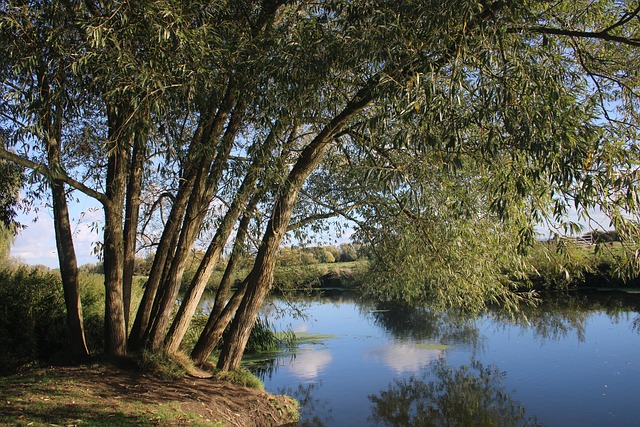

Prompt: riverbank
[{"left": 0, "top": 364, "right": 298, "bottom": 427}]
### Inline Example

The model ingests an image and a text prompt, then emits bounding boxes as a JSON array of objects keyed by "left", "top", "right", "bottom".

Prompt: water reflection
[
  {"left": 278, "top": 382, "right": 333, "bottom": 427},
  {"left": 252, "top": 291, "right": 640, "bottom": 426},
  {"left": 369, "top": 358, "right": 542, "bottom": 427},
  {"left": 369, "top": 305, "right": 482, "bottom": 350},
  {"left": 365, "top": 344, "right": 442, "bottom": 374},
  {"left": 289, "top": 349, "right": 333, "bottom": 380},
  {"left": 488, "top": 291, "right": 640, "bottom": 342}
]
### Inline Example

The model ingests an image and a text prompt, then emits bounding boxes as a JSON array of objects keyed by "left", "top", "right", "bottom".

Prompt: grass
[
  {"left": 213, "top": 367, "right": 265, "bottom": 390},
  {"left": 294, "top": 332, "right": 338, "bottom": 345},
  {"left": 0, "top": 369, "right": 218, "bottom": 427}
]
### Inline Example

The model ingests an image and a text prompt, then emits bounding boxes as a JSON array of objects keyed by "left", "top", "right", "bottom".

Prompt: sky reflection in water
[{"left": 248, "top": 292, "right": 640, "bottom": 427}]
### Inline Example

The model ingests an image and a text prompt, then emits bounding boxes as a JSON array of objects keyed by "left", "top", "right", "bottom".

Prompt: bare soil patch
[{"left": 0, "top": 365, "right": 298, "bottom": 426}]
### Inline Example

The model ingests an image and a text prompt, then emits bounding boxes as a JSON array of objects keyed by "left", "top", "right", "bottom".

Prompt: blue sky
[{"left": 11, "top": 195, "right": 103, "bottom": 268}]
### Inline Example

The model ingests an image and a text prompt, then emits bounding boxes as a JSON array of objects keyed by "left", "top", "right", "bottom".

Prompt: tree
[
  {"left": 0, "top": 2, "right": 92, "bottom": 359},
  {"left": 1, "top": 0, "right": 639, "bottom": 371}
]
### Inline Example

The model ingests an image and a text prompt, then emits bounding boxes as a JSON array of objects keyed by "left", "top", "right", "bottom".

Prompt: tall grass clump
[{"left": 244, "top": 316, "right": 296, "bottom": 353}]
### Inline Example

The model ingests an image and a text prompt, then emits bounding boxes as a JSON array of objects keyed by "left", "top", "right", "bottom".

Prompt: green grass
[
  {"left": 213, "top": 367, "right": 264, "bottom": 390},
  {"left": 0, "top": 370, "right": 217, "bottom": 427},
  {"left": 202, "top": 260, "right": 369, "bottom": 292},
  {"left": 294, "top": 332, "right": 338, "bottom": 345}
]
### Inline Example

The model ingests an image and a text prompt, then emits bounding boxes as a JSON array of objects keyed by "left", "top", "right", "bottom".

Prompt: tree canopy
[{"left": 1, "top": 0, "right": 639, "bottom": 368}]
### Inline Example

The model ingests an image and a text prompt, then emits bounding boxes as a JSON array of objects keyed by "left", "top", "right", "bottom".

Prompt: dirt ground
[{"left": 0, "top": 366, "right": 298, "bottom": 426}]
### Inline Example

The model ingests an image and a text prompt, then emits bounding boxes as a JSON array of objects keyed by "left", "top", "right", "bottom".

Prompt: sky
[{"left": 10, "top": 195, "right": 103, "bottom": 268}]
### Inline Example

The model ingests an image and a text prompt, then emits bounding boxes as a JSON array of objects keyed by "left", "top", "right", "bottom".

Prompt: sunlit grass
[{"left": 0, "top": 369, "right": 218, "bottom": 427}]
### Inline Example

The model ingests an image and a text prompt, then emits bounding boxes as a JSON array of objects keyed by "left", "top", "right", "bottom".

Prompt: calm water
[{"left": 246, "top": 291, "right": 640, "bottom": 426}]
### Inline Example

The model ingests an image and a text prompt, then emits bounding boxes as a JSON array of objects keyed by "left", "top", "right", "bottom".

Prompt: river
[{"left": 240, "top": 290, "right": 640, "bottom": 426}]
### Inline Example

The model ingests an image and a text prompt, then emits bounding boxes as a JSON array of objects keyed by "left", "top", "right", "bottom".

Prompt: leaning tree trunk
[
  {"left": 128, "top": 95, "right": 221, "bottom": 350},
  {"left": 164, "top": 118, "right": 276, "bottom": 355},
  {"left": 217, "top": 85, "right": 374, "bottom": 370},
  {"left": 189, "top": 141, "right": 284, "bottom": 364},
  {"left": 190, "top": 202, "right": 257, "bottom": 365},
  {"left": 146, "top": 88, "right": 239, "bottom": 351},
  {"left": 191, "top": 280, "right": 248, "bottom": 366},
  {"left": 127, "top": 160, "right": 196, "bottom": 350}
]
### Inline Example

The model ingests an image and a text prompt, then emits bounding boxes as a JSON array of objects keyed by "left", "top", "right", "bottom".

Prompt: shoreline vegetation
[{"left": 1, "top": 241, "right": 639, "bottom": 426}]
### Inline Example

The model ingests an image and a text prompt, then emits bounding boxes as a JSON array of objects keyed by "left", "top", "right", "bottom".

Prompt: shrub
[{"left": 0, "top": 266, "right": 67, "bottom": 374}]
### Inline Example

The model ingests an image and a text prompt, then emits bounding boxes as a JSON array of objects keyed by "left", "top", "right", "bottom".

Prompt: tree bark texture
[
  {"left": 102, "top": 105, "right": 131, "bottom": 357},
  {"left": 122, "top": 127, "right": 146, "bottom": 329},
  {"left": 40, "top": 67, "right": 89, "bottom": 360},
  {"left": 217, "top": 86, "right": 374, "bottom": 370},
  {"left": 146, "top": 85, "right": 238, "bottom": 351},
  {"left": 164, "top": 117, "right": 277, "bottom": 354}
]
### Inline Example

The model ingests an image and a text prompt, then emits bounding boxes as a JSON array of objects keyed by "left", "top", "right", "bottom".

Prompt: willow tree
[
  {"left": 214, "top": 0, "right": 640, "bottom": 369},
  {"left": 0, "top": 1, "right": 93, "bottom": 359},
  {"left": 0, "top": 0, "right": 199, "bottom": 356},
  {"left": 1, "top": 0, "right": 639, "bottom": 371}
]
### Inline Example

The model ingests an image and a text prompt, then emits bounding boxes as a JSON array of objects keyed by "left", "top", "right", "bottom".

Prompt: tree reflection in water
[
  {"left": 277, "top": 382, "right": 333, "bottom": 427},
  {"left": 369, "top": 358, "right": 542, "bottom": 427}
]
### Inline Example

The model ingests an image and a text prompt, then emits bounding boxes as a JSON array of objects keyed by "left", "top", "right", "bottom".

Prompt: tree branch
[
  {"left": 509, "top": 25, "right": 640, "bottom": 47},
  {"left": 288, "top": 189, "right": 364, "bottom": 232},
  {"left": 0, "top": 147, "right": 109, "bottom": 205}
]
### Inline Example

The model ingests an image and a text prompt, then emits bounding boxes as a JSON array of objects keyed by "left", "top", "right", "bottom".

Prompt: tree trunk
[
  {"left": 190, "top": 202, "right": 257, "bottom": 364},
  {"left": 103, "top": 202, "right": 127, "bottom": 356},
  {"left": 164, "top": 117, "right": 276, "bottom": 354},
  {"left": 146, "top": 163, "right": 212, "bottom": 351},
  {"left": 191, "top": 280, "right": 248, "bottom": 366},
  {"left": 40, "top": 66, "right": 89, "bottom": 360},
  {"left": 102, "top": 105, "right": 131, "bottom": 357},
  {"left": 217, "top": 85, "right": 374, "bottom": 370},
  {"left": 128, "top": 100, "right": 215, "bottom": 350},
  {"left": 211, "top": 193, "right": 260, "bottom": 321},
  {"left": 123, "top": 127, "right": 146, "bottom": 329},
  {"left": 51, "top": 180, "right": 90, "bottom": 360},
  {"left": 127, "top": 161, "right": 196, "bottom": 350},
  {"left": 146, "top": 90, "right": 238, "bottom": 351}
]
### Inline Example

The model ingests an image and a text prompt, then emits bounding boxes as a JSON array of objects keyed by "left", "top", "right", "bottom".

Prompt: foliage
[
  {"left": 220, "top": 316, "right": 296, "bottom": 355},
  {"left": 0, "top": 153, "right": 23, "bottom": 263},
  {"left": 0, "top": 157, "right": 23, "bottom": 231},
  {"left": 0, "top": 266, "right": 142, "bottom": 373},
  {"left": 523, "top": 241, "right": 638, "bottom": 289},
  {"left": 2, "top": 0, "right": 640, "bottom": 369},
  {"left": 0, "top": 265, "right": 67, "bottom": 374}
]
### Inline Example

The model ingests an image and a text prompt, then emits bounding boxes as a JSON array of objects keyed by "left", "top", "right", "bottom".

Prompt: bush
[
  {"left": 523, "top": 241, "right": 636, "bottom": 289},
  {"left": 0, "top": 266, "right": 67, "bottom": 374}
]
